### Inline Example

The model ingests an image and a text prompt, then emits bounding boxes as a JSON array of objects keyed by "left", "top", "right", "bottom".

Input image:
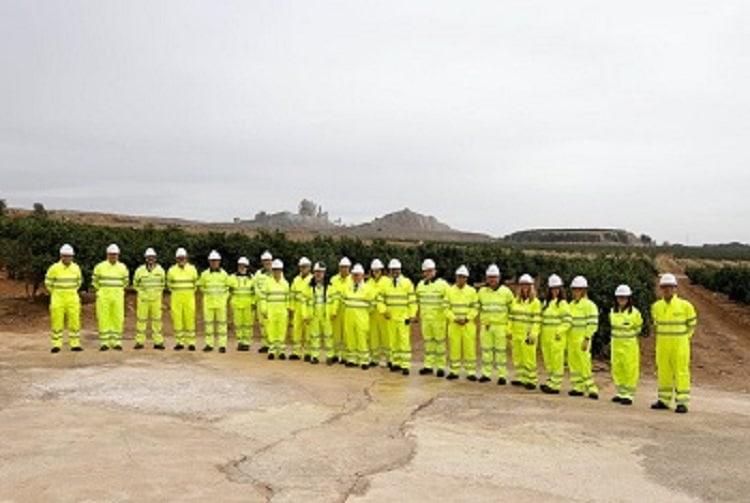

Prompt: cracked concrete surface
[{"left": 1, "top": 331, "right": 749, "bottom": 502}]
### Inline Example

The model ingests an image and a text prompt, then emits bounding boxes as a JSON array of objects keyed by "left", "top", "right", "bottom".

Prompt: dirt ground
[{"left": 1, "top": 259, "right": 750, "bottom": 502}]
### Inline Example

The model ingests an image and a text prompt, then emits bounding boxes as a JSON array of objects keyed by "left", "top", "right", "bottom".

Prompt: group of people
[{"left": 44, "top": 243, "right": 698, "bottom": 413}]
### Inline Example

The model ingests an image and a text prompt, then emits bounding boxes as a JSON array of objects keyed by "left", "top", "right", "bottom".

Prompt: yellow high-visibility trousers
[
  {"left": 50, "top": 293, "right": 81, "bottom": 349},
  {"left": 449, "top": 322, "right": 476, "bottom": 376}
]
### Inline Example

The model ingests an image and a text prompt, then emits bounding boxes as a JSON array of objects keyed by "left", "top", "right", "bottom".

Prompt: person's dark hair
[
  {"left": 543, "top": 287, "right": 566, "bottom": 310},
  {"left": 613, "top": 296, "right": 634, "bottom": 313}
]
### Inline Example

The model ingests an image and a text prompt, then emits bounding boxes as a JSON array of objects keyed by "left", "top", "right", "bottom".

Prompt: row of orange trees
[
  {"left": 0, "top": 214, "right": 657, "bottom": 354},
  {"left": 686, "top": 266, "right": 750, "bottom": 304}
]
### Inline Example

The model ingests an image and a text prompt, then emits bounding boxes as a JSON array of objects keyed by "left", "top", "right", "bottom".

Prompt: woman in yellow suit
[
  {"left": 508, "top": 274, "right": 542, "bottom": 390},
  {"left": 540, "top": 274, "right": 571, "bottom": 394},
  {"left": 610, "top": 284, "right": 643, "bottom": 406}
]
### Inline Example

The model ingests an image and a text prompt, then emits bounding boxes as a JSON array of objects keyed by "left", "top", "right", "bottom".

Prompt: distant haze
[{"left": 1, "top": 1, "right": 749, "bottom": 244}]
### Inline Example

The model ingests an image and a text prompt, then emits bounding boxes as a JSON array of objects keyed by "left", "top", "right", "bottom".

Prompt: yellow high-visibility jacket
[
  {"left": 416, "top": 278, "right": 450, "bottom": 321},
  {"left": 45, "top": 261, "right": 83, "bottom": 296},
  {"left": 477, "top": 285, "right": 514, "bottom": 326},
  {"left": 198, "top": 268, "right": 230, "bottom": 308},
  {"left": 445, "top": 284, "right": 478, "bottom": 323},
  {"left": 133, "top": 264, "right": 166, "bottom": 302}
]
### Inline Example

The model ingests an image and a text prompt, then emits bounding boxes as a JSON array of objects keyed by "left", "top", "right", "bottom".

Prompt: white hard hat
[
  {"left": 313, "top": 261, "right": 327, "bottom": 272},
  {"left": 351, "top": 263, "right": 365, "bottom": 275},
  {"left": 144, "top": 247, "right": 157, "bottom": 258},
  {"left": 298, "top": 256, "right": 312, "bottom": 267},
  {"left": 455, "top": 265, "right": 469, "bottom": 277},
  {"left": 106, "top": 243, "right": 120, "bottom": 255},
  {"left": 519, "top": 274, "right": 534, "bottom": 285},
  {"left": 208, "top": 250, "right": 221, "bottom": 261},
  {"left": 371, "top": 258, "right": 384, "bottom": 270},
  {"left": 175, "top": 247, "right": 188, "bottom": 259},
  {"left": 486, "top": 264, "right": 500, "bottom": 277},
  {"left": 615, "top": 284, "right": 633, "bottom": 297},
  {"left": 59, "top": 244, "right": 75, "bottom": 256},
  {"left": 261, "top": 251, "right": 273, "bottom": 261},
  {"left": 271, "top": 259, "right": 284, "bottom": 269},
  {"left": 339, "top": 257, "right": 352, "bottom": 267},
  {"left": 571, "top": 276, "right": 588, "bottom": 289},
  {"left": 237, "top": 256, "right": 250, "bottom": 266},
  {"left": 388, "top": 258, "right": 402, "bottom": 270},
  {"left": 548, "top": 274, "right": 563, "bottom": 288},
  {"left": 422, "top": 259, "right": 436, "bottom": 271},
  {"left": 659, "top": 273, "right": 678, "bottom": 287}
]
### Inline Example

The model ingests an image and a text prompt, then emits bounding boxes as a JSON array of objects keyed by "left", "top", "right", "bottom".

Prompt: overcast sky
[{"left": 1, "top": 1, "right": 748, "bottom": 244}]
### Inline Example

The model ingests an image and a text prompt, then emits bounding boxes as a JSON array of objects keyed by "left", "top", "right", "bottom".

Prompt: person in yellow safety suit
[
  {"left": 366, "top": 259, "right": 390, "bottom": 367},
  {"left": 260, "top": 259, "right": 291, "bottom": 360},
  {"left": 416, "top": 258, "right": 450, "bottom": 377},
  {"left": 329, "top": 257, "right": 353, "bottom": 363},
  {"left": 133, "top": 247, "right": 166, "bottom": 350},
  {"left": 167, "top": 247, "right": 199, "bottom": 351},
  {"left": 508, "top": 274, "right": 542, "bottom": 389},
  {"left": 651, "top": 273, "right": 697, "bottom": 414},
  {"left": 378, "top": 258, "right": 417, "bottom": 375},
  {"left": 198, "top": 250, "right": 231, "bottom": 352},
  {"left": 45, "top": 244, "right": 83, "bottom": 353},
  {"left": 290, "top": 256, "right": 313, "bottom": 360},
  {"left": 307, "top": 262, "right": 332, "bottom": 365},
  {"left": 567, "top": 275, "right": 600, "bottom": 399},
  {"left": 254, "top": 251, "right": 274, "bottom": 353},
  {"left": 477, "top": 264, "right": 514, "bottom": 384},
  {"left": 338, "top": 263, "right": 378, "bottom": 369},
  {"left": 539, "top": 274, "right": 571, "bottom": 394},
  {"left": 92, "top": 243, "right": 129, "bottom": 351},
  {"left": 229, "top": 256, "right": 255, "bottom": 351},
  {"left": 609, "top": 284, "right": 643, "bottom": 406},
  {"left": 445, "top": 265, "right": 479, "bottom": 381}
]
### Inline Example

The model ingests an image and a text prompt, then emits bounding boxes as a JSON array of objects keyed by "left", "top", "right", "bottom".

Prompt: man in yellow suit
[
  {"left": 477, "top": 264, "right": 514, "bottom": 384},
  {"left": 445, "top": 265, "right": 478, "bottom": 381},
  {"left": 261, "top": 259, "right": 290, "bottom": 360},
  {"left": 567, "top": 276, "right": 599, "bottom": 399},
  {"left": 45, "top": 244, "right": 83, "bottom": 353},
  {"left": 329, "top": 257, "right": 353, "bottom": 363},
  {"left": 229, "top": 256, "right": 254, "bottom": 351},
  {"left": 254, "top": 251, "right": 274, "bottom": 353},
  {"left": 92, "top": 244, "right": 129, "bottom": 351},
  {"left": 340, "top": 263, "right": 378, "bottom": 369},
  {"left": 415, "top": 258, "right": 449, "bottom": 377},
  {"left": 290, "top": 256, "right": 313, "bottom": 360},
  {"left": 167, "top": 247, "right": 199, "bottom": 351},
  {"left": 379, "top": 258, "right": 417, "bottom": 375},
  {"left": 133, "top": 247, "right": 166, "bottom": 350},
  {"left": 366, "top": 259, "right": 389, "bottom": 367},
  {"left": 198, "top": 250, "right": 230, "bottom": 352},
  {"left": 651, "top": 273, "right": 697, "bottom": 414}
]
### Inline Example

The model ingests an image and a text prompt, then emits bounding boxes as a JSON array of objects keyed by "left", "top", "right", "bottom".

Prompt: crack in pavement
[
  {"left": 341, "top": 393, "right": 442, "bottom": 502},
  {"left": 217, "top": 455, "right": 274, "bottom": 502}
]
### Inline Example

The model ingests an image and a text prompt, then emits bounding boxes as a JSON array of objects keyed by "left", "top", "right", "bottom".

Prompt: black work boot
[
  {"left": 419, "top": 368, "right": 433, "bottom": 376},
  {"left": 497, "top": 377, "right": 507, "bottom": 385},
  {"left": 71, "top": 346, "right": 83, "bottom": 352},
  {"left": 612, "top": 396, "right": 622, "bottom": 403},
  {"left": 467, "top": 375, "right": 478, "bottom": 382},
  {"left": 478, "top": 375, "right": 491, "bottom": 383},
  {"left": 436, "top": 369, "right": 445, "bottom": 378},
  {"left": 620, "top": 398, "right": 633, "bottom": 406},
  {"left": 446, "top": 373, "right": 459, "bottom": 380},
  {"left": 568, "top": 390, "right": 584, "bottom": 397},
  {"left": 259, "top": 346, "right": 269, "bottom": 354},
  {"left": 218, "top": 347, "right": 226, "bottom": 353},
  {"left": 511, "top": 380, "right": 523, "bottom": 387},
  {"left": 188, "top": 345, "right": 196, "bottom": 351},
  {"left": 524, "top": 383, "right": 537, "bottom": 390},
  {"left": 203, "top": 346, "right": 213, "bottom": 352},
  {"left": 675, "top": 404, "right": 688, "bottom": 414},
  {"left": 278, "top": 353, "right": 287, "bottom": 360},
  {"left": 311, "top": 357, "right": 320, "bottom": 364},
  {"left": 51, "top": 347, "right": 61, "bottom": 354},
  {"left": 154, "top": 344, "right": 165, "bottom": 350},
  {"left": 100, "top": 345, "right": 109, "bottom": 352},
  {"left": 174, "top": 344, "right": 184, "bottom": 351},
  {"left": 134, "top": 343, "right": 144, "bottom": 350},
  {"left": 402, "top": 368, "right": 410, "bottom": 376},
  {"left": 303, "top": 355, "right": 311, "bottom": 362},
  {"left": 651, "top": 401, "right": 670, "bottom": 410}
]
